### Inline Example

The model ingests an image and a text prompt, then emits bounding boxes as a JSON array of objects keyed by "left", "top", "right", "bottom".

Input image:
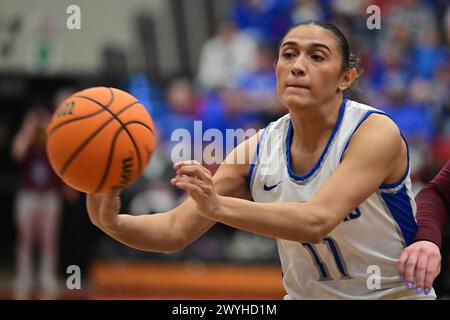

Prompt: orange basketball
[{"left": 46, "top": 87, "right": 156, "bottom": 193}]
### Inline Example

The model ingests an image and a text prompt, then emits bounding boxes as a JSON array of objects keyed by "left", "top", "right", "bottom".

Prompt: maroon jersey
[
  {"left": 414, "top": 161, "right": 450, "bottom": 248},
  {"left": 19, "top": 144, "right": 61, "bottom": 192}
]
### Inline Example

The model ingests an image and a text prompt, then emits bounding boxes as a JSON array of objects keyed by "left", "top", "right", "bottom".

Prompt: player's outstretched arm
[
  {"left": 86, "top": 131, "right": 260, "bottom": 253},
  {"left": 172, "top": 114, "right": 407, "bottom": 244},
  {"left": 11, "top": 110, "right": 38, "bottom": 163}
]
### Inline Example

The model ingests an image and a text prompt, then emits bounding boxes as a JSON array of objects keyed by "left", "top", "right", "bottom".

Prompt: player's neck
[{"left": 289, "top": 95, "right": 343, "bottom": 152}]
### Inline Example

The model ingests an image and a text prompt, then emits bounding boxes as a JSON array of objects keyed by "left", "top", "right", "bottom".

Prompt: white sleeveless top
[{"left": 249, "top": 98, "right": 435, "bottom": 299}]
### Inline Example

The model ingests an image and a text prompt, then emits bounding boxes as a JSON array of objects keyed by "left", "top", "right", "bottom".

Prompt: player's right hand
[
  {"left": 86, "top": 190, "right": 121, "bottom": 230},
  {"left": 397, "top": 240, "right": 441, "bottom": 295}
]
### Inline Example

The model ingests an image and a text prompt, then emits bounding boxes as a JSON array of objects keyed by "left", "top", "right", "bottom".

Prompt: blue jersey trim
[
  {"left": 379, "top": 134, "right": 410, "bottom": 189},
  {"left": 247, "top": 124, "right": 270, "bottom": 191},
  {"left": 380, "top": 184, "right": 417, "bottom": 245},
  {"left": 339, "top": 110, "right": 386, "bottom": 162},
  {"left": 339, "top": 111, "right": 411, "bottom": 190},
  {"left": 286, "top": 98, "right": 347, "bottom": 181}
]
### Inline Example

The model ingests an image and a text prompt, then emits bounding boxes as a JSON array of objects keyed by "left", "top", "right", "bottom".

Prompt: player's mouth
[{"left": 285, "top": 82, "right": 311, "bottom": 90}]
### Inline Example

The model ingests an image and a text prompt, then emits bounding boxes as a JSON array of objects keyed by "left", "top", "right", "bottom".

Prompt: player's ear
[{"left": 338, "top": 68, "right": 357, "bottom": 92}]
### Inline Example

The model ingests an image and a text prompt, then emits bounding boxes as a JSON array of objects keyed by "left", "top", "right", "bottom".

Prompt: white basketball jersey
[{"left": 249, "top": 98, "right": 436, "bottom": 299}]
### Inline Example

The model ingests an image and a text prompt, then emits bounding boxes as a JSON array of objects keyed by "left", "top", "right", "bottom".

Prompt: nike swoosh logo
[{"left": 263, "top": 181, "right": 282, "bottom": 191}]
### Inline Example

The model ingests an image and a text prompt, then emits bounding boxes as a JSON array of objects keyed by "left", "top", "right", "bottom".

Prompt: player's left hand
[
  {"left": 171, "top": 160, "right": 221, "bottom": 219},
  {"left": 397, "top": 240, "right": 441, "bottom": 295}
]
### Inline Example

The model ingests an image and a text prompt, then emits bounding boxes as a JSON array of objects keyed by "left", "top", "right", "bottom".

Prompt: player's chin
[{"left": 282, "top": 94, "right": 314, "bottom": 110}]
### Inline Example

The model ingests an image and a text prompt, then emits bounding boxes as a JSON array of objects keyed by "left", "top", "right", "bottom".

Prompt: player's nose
[{"left": 291, "top": 56, "right": 307, "bottom": 77}]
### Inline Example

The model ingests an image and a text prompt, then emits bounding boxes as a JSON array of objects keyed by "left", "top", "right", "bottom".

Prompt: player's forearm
[
  {"left": 212, "top": 196, "right": 325, "bottom": 243},
  {"left": 101, "top": 212, "right": 184, "bottom": 253}
]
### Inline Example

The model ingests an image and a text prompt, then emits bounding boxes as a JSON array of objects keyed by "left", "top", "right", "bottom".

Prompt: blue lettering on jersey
[{"left": 343, "top": 208, "right": 361, "bottom": 222}]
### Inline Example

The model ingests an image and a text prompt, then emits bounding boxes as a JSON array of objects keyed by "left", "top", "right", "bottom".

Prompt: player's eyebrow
[{"left": 281, "top": 41, "right": 333, "bottom": 54}]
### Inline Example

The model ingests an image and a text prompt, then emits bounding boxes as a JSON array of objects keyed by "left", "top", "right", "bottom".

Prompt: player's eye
[
  {"left": 311, "top": 54, "right": 325, "bottom": 62},
  {"left": 282, "top": 51, "right": 297, "bottom": 60}
]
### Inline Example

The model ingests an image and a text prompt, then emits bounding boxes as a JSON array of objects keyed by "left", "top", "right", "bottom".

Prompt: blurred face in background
[
  {"left": 216, "top": 21, "right": 237, "bottom": 42},
  {"left": 166, "top": 79, "right": 195, "bottom": 114},
  {"left": 275, "top": 25, "right": 347, "bottom": 111}
]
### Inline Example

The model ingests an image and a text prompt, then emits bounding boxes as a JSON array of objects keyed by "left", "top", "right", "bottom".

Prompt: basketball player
[
  {"left": 12, "top": 104, "right": 62, "bottom": 299},
  {"left": 87, "top": 21, "right": 439, "bottom": 299}
]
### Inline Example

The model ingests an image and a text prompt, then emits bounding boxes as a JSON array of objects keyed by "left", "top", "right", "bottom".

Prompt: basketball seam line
[
  {"left": 48, "top": 108, "right": 104, "bottom": 136},
  {"left": 59, "top": 101, "right": 140, "bottom": 176},
  {"left": 94, "top": 121, "right": 154, "bottom": 193},
  {"left": 75, "top": 90, "right": 143, "bottom": 173},
  {"left": 48, "top": 87, "right": 115, "bottom": 136}
]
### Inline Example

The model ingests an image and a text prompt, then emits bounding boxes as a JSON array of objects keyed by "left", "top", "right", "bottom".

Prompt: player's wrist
[
  {"left": 100, "top": 213, "right": 124, "bottom": 233},
  {"left": 207, "top": 195, "right": 224, "bottom": 221}
]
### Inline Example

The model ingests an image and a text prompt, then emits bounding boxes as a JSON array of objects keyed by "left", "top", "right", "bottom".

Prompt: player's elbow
[
  {"left": 307, "top": 226, "right": 326, "bottom": 244},
  {"left": 292, "top": 217, "right": 326, "bottom": 244},
  {"left": 308, "top": 232, "right": 324, "bottom": 245},
  {"left": 307, "top": 207, "right": 332, "bottom": 244},
  {"left": 163, "top": 237, "right": 188, "bottom": 253},
  {"left": 161, "top": 230, "right": 192, "bottom": 254}
]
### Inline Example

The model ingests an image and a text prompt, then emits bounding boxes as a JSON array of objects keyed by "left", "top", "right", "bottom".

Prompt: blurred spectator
[
  {"left": 380, "top": 79, "right": 436, "bottom": 182},
  {"left": 330, "top": 0, "right": 364, "bottom": 23},
  {"left": 385, "top": 0, "right": 438, "bottom": 44},
  {"left": 196, "top": 20, "right": 258, "bottom": 91},
  {"left": 155, "top": 78, "right": 203, "bottom": 165},
  {"left": 156, "top": 78, "right": 200, "bottom": 142},
  {"left": 291, "top": 0, "right": 325, "bottom": 25},
  {"left": 381, "top": 82, "right": 435, "bottom": 143},
  {"left": 411, "top": 30, "right": 449, "bottom": 80},
  {"left": 234, "top": 42, "right": 284, "bottom": 121},
  {"left": 232, "top": 0, "right": 292, "bottom": 45},
  {"left": 445, "top": 5, "right": 450, "bottom": 44},
  {"left": 370, "top": 42, "right": 411, "bottom": 91},
  {"left": 11, "top": 102, "right": 62, "bottom": 300},
  {"left": 200, "top": 88, "right": 263, "bottom": 136}
]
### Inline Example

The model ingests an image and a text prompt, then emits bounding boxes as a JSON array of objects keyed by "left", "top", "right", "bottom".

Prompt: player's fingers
[
  {"left": 397, "top": 249, "right": 409, "bottom": 278},
  {"left": 424, "top": 253, "right": 441, "bottom": 293},
  {"left": 414, "top": 254, "right": 428, "bottom": 294},
  {"left": 180, "top": 162, "right": 211, "bottom": 176},
  {"left": 176, "top": 165, "right": 213, "bottom": 183},
  {"left": 173, "top": 160, "right": 202, "bottom": 170},
  {"left": 174, "top": 160, "right": 212, "bottom": 177},
  {"left": 175, "top": 165, "right": 205, "bottom": 178},
  {"left": 404, "top": 252, "right": 418, "bottom": 288},
  {"left": 171, "top": 175, "right": 212, "bottom": 194},
  {"left": 174, "top": 181, "right": 205, "bottom": 201}
]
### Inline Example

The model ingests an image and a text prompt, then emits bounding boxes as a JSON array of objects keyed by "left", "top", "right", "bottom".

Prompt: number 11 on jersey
[{"left": 302, "top": 236, "right": 352, "bottom": 281}]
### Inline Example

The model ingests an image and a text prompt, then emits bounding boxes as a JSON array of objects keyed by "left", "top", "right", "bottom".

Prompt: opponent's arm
[
  {"left": 11, "top": 110, "right": 38, "bottom": 163},
  {"left": 173, "top": 114, "right": 406, "bottom": 243},
  {"left": 86, "top": 131, "right": 260, "bottom": 253},
  {"left": 397, "top": 161, "right": 449, "bottom": 294}
]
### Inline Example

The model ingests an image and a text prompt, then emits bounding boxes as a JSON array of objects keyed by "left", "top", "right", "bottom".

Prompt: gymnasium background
[{"left": 0, "top": 0, "right": 448, "bottom": 299}]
